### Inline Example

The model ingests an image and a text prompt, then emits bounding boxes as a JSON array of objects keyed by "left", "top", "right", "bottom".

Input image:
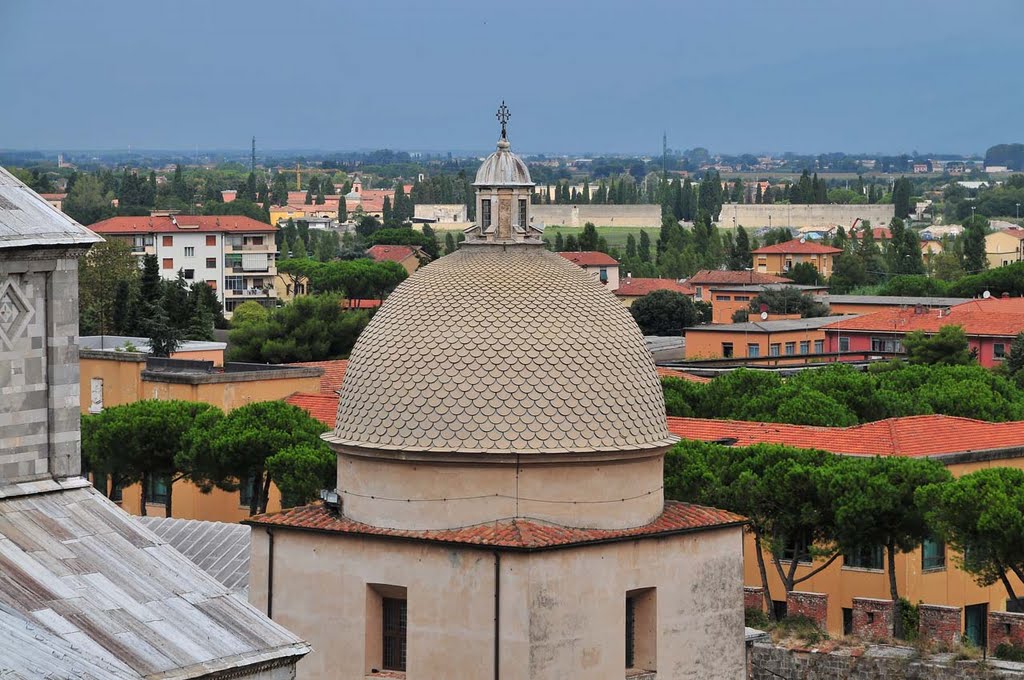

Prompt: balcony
[
  {"left": 225, "top": 287, "right": 278, "bottom": 298},
  {"left": 224, "top": 243, "right": 276, "bottom": 253}
]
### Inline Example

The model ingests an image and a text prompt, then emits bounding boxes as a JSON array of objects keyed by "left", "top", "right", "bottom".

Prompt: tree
[
  {"left": 822, "top": 456, "right": 952, "bottom": 635},
  {"left": 82, "top": 400, "right": 221, "bottom": 516},
  {"left": 625, "top": 234, "right": 637, "bottom": 260},
  {"left": 887, "top": 218, "right": 924, "bottom": 275},
  {"left": 638, "top": 230, "right": 652, "bottom": 262},
  {"left": 178, "top": 401, "right": 331, "bottom": 515},
  {"left": 892, "top": 177, "right": 913, "bottom": 219},
  {"left": 78, "top": 239, "right": 139, "bottom": 335},
  {"left": 630, "top": 290, "right": 699, "bottom": 336},
  {"left": 228, "top": 294, "right": 371, "bottom": 363},
  {"left": 271, "top": 173, "right": 290, "bottom": 206},
  {"left": 666, "top": 442, "right": 840, "bottom": 614},
  {"left": 144, "top": 305, "right": 182, "bottom": 357},
  {"left": 919, "top": 467, "right": 1024, "bottom": 604},
  {"left": 903, "top": 325, "right": 972, "bottom": 366},
  {"left": 266, "top": 442, "right": 336, "bottom": 508},
  {"left": 63, "top": 173, "right": 115, "bottom": 225},
  {"left": 444, "top": 232, "right": 457, "bottom": 255},
  {"left": 787, "top": 261, "right": 821, "bottom": 285},
  {"left": 962, "top": 214, "right": 989, "bottom": 273},
  {"left": 579, "top": 222, "right": 599, "bottom": 250},
  {"left": 748, "top": 287, "right": 830, "bottom": 317},
  {"left": 171, "top": 164, "right": 188, "bottom": 202},
  {"left": 1005, "top": 332, "right": 1024, "bottom": 381}
]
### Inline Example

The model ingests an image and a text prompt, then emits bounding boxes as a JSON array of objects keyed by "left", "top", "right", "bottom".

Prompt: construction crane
[{"left": 275, "top": 163, "right": 345, "bottom": 190}]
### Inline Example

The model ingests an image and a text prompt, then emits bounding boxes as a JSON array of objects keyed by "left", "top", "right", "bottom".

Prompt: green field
[{"left": 540, "top": 226, "right": 655, "bottom": 250}]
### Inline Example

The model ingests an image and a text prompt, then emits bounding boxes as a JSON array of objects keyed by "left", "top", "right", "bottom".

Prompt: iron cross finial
[{"left": 496, "top": 101, "right": 510, "bottom": 139}]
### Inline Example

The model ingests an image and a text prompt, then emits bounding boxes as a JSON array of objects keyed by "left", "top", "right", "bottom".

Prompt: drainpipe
[
  {"left": 494, "top": 551, "right": 501, "bottom": 680},
  {"left": 266, "top": 527, "right": 275, "bottom": 618}
]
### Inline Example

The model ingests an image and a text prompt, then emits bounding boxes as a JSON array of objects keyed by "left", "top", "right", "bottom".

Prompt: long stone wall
[
  {"left": 718, "top": 203, "right": 895, "bottom": 229},
  {"left": 750, "top": 644, "right": 1024, "bottom": 679},
  {"left": 531, "top": 204, "right": 662, "bottom": 228}
]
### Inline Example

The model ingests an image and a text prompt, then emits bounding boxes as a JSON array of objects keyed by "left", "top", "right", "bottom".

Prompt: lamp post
[{"left": 1017, "top": 203, "right": 1020, "bottom": 220}]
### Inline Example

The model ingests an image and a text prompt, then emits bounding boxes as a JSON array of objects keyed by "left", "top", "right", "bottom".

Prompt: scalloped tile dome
[
  {"left": 473, "top": 140, "right": 533, "bottom": 187},
  {"left": 330, "top": 244, "right": 675, "bottom": 454}
]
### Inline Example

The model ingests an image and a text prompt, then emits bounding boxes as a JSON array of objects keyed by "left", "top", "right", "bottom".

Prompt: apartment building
[{"left": 89, "top": 214, "right": 278, "bottom": 316}]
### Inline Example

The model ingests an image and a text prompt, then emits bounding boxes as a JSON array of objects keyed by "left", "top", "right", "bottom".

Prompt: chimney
[{"left": 1003, "top": 292, "right": 1010, "bottom": 299}]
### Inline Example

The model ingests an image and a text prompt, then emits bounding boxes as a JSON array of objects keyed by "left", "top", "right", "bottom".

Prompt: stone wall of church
[
  {"left": 531, "top": 204, "right": 662, "bottom": 229},
  {"left": 0, "top": 247, "right": 83, "bottom": 484}
]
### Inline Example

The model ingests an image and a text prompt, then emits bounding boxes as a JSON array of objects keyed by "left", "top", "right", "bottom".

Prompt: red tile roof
[
  {"left": 291, "top": 359, "right": 349, "bottom": 394},
  {"left": 752, "top": 238, "right": 842, "bottom": 255},
  {"left": 998, "top": 228, "right": 1024, "bottom": 241},
  {"left": 686, "top": 269, "right": 793, "bottom": 285},
  {"left": 39, "top": 193, "right": 67, "bottom": 200},
  {"left": 367, "top": 244, "right": 419, "bottom": 263},
  {"left": 245, "top": 500, "right": 744, "bottom": 549},
  {"left": 615, "top": 277, "right": 696, "bottom": 297},
  {"left": 89, "top": 215, "right": 275, "bottom": 233},
  {"left": 851, "top": 227, "right": 893, "bottom": 241},
  {"left": 823, "top": 297, "right": 1024, "bottom": 337},
  {"left": 667, "top": 414, "right": 1024, "bottom": 458},
  {"left": 285, "top": 392, "right": 339, "bottom": 426},
  {"left": 557, "top": 251, "right": 619, "bottom": 267}
]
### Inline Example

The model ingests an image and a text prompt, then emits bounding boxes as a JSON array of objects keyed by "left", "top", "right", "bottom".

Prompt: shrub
[
  {"left": 745, "top": 607, "right": 770, "bottom": 629},
  {"left": 995, "top": 643, "right": 1024, "bottom": 662}
]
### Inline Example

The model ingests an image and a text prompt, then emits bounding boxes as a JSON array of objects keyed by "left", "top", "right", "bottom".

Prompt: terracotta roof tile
[
  {"left": 245, "top": 500, "right": 744, "bottom": 549},
  {"left": 291, "top": 359, "right": 349, "bottom": 394},
  {"left": 556, "top": 251, "right": 619, "bottom": 267},
  {"left": 367, "top": 244, "right": 419, "bottom": 263},
  {"left": 615, "top": 278, "right": 696, "bottom": 297},
  {"left": 686, "top": 269, "right": 793, "bottom": 285},
  {"left": 824, "top": 297, "right": 1024, "bottom": 337},
  {"left": 285, "top": 392, "right": 339, "bottom": 427},
  {"left": 89, "top": 215, "right": 275, "bottom": 233},
  {"left": 752, "top": 238, "right": 842, "bottom": 255},
  {"left": 667, "top": 414, "right": 1024, "bottom": 458}
]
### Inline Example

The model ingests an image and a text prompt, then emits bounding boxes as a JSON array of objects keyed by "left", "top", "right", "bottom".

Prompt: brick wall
[
  {"left": 988, "top": 611, "right": 1024, "bottom": 654},
  {"left": 852, "top": 598, "right": 895, "bottom": 640},
  {"left": 786, "top": 591, "right": 828, "bottom": 630},
  {"left": 745, "top": 586, "right": 765, "bottom": 611},
  {"left": 919, "top": 604, "right": 961, "bottom": 646}
]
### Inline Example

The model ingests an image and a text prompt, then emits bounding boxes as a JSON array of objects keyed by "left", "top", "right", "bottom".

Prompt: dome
[
  {"left": 473, "top": 139, "right": 533, "bottom": 187},
  {"left": 328, "top": 243, "right": 675, "bottom": 456}
]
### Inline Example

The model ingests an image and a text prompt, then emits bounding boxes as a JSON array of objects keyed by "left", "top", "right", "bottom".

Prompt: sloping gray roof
[
  {"left": 822, "top": 294, "right": 970, "bottom": 307},
  {"left": 0, "top": 479, "right": 308, "bottom": 678},
  {"left": 330, "top": 244, "right": 676, "bottom": 455},
  {"left": 0, "top": 166, "right": 102, "bottom": 249},
  {"left": 473, "top": 139, "right": 534, "bottom": 187},
  {"left": 137, "top": 516, "right": 250, "bottom": 595},
  {"left": 0, "top": 601, "right": 138, "bottom": 679}
]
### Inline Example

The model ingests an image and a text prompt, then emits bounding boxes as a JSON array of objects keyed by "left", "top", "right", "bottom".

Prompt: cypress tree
[{"left": 639, "top": 230, "right": 652, "bottom": 262}]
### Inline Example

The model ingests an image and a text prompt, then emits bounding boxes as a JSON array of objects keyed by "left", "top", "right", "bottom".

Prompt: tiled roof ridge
[{"left": 244, "top": 499, "right": 745, "bottom": 549}]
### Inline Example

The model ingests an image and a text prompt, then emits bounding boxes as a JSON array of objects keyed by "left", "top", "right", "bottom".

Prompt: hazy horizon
[{"left": 2, "top": 0, "right": 1022, "bottom": 156}]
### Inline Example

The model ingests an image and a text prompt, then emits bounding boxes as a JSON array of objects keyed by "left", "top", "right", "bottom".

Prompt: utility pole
[
  {"left": 251, "top": 136, "right": 256, "bottom": 174},
  {"left": 662, "top": 131, "right": 668, "bottom": 181}
]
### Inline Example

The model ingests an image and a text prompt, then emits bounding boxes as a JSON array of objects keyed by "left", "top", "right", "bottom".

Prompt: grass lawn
[{"left": 541, "top": 225, "right": 657, "bottom": 250}]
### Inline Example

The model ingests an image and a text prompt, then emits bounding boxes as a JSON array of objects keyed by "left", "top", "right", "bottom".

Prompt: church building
[{"left": 246, "top": 107, "right": 746, "bottom": 679}]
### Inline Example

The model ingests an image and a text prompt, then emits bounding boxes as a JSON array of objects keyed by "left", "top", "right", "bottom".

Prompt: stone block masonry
[
  {"left": 745, "top": 586, "right": 765, "bottom": 611},
  {"left": 989, "top": 611, "right": 1024, "bottom": 654},
  {"left": 749, "top": 643, "right": 1024, "bottom": 679},
  {"left": 853, "top": 598, "right": 896, "bottom": 640},
  {"left": 920, "top": 605, "right": 962, "bottom": 647},
  {"left": 787, "top": 591, "right": 828, "bottom": 630}
]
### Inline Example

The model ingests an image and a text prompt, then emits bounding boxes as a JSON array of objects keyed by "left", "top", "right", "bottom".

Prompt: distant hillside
[{"left": 984, "top": 143, "right": 1024, "bottom": 170}]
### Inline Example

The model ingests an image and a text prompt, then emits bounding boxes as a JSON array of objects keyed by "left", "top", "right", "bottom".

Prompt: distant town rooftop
[
  {"left": 685, "top": 315, "right": 854, "bottom": 334},
  {"left": 821, "top": 294, "right": 970, "bottom": 307}
]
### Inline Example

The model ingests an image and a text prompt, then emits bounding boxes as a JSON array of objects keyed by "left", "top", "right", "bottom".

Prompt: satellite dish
[
  {"left": 983, "top": 290, "right": 992, "bottom": 299},
  {"left": 760, "top": 311, "right": 769, "bottom": 320},
  {"left": 799, "top": 237, "right": 807, "bottom": 244}
]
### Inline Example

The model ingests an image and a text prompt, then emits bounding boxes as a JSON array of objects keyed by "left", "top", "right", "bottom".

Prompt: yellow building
[
  {"left": 80, "top": 342, "right": 322, "bottom": 522},
  {"left": 683, "top": 316, "right": 840, "bottom": 360},
  {"left": 669, "top": 415, "right": 1024, "bottom": 643},
  {"left": 752, "top": 238, "right": 842, "bottom": 278},
  {"left": 985, "top": 228, "right": 1024, "bottom": 268}
]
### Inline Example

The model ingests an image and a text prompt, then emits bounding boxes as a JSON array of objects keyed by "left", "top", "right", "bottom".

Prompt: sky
[{"left": 1, "top": 0, "right": 1022, "bottom": 156}]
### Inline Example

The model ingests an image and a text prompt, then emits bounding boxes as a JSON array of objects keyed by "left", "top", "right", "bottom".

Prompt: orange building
[
  {"left": 669, "top": 414, "right": 1024, "bottom": 643},
  {"left": 614, "top": 276, "right": 695, "bottom": 306},
  {"left": 80, "top": 346, "right": 322, "bottom": 522},
  {"left": 752, "top": 238, "right": 842, "bottom": 278},
  {"left": 706, "top": 283, "right": 828, "bottom": 324},
  {"left": 683, "top": 316, "right": 844, "bottom": 360},
  {"left": 684, "top": 269, "right": 792, "bottom": 303}
]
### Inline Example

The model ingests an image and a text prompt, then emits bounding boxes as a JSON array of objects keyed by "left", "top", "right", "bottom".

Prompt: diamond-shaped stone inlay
[{"left": 0, "top": 278, "right": 33, "bottom": 351}]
